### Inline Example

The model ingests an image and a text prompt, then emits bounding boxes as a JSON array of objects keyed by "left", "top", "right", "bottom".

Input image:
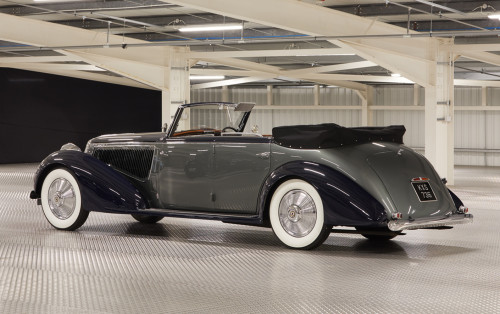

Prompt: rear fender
[
  {"left": 448, "top": 188, "right": 464, "bottom": 210},
  {"left": 33, "top": 150, "right": 147, "bottom": 213},
  {"left": 258, "top": 161, "right": 387, "bottom": 227}
]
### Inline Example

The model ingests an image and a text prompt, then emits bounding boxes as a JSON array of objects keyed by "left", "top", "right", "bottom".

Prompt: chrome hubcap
[
  {"left": 278, "top": 189, "right": 317, "bottom": 237},
  {"left": 47, "top": 178, "right": 76, "bottom": 220}
]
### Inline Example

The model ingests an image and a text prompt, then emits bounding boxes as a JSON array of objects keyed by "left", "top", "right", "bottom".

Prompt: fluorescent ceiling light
[
  {"left": 179, "top": 25, "right": 242, "bottom": 32},
  {"left": 391, "top": 73, "right": 402, "bottom": 77},
  {"left": 488, "top": 14, "right": 500, "bottom": 20},
  {"left": 414, "top": 0, "right": 465, "bottom": 15},
  {"left": 190, "top": 75, "right": 225, "bottom": 80}
]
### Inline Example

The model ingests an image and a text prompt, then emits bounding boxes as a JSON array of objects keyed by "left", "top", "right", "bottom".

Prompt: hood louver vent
[{"left": 92, "top": 147, "right": 154, "bottom": 180}]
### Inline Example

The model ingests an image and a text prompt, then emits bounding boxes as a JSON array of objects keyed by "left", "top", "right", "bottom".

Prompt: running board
[{"left": 135, "top": 208, "right": 262, "bottom": 225}]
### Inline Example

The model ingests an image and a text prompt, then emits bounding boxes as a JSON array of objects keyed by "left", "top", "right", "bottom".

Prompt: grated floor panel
[{"left": 0, "top": 164, "right": 498, "bottom": 313}]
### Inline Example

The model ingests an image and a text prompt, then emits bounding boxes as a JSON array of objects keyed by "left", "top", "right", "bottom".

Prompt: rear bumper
[{"left": 387, "top": 213, "right": 473, "bottom": 232}]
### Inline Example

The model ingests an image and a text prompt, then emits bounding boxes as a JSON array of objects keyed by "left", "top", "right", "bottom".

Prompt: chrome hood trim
[{"left": 388, "top": 213, "right": 473, "bottom": 231}]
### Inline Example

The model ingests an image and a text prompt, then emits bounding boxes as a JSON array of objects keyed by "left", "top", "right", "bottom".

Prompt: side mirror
[{"left": 162, "top": 123, "right": 168, "bottom": 133}]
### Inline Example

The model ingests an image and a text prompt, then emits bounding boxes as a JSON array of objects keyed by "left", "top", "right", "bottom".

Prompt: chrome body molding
[{"left": 388, "top": 213, "right": 473, "bottom": 231}]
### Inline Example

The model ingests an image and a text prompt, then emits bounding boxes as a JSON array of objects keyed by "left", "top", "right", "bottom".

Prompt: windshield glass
[{"left": 172, "top": 103, "right": 247, "bottom": 137}]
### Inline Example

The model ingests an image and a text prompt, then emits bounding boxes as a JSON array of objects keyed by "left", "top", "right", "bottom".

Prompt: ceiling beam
[
  {"left": 2, "top": 64, "right": 153, "bottom": 89},
  {"left": 201, "top": 57, "right": 281, "bottom": 75},
  {"left": 0, "top": 12, "right": 172, "bottom": 67},
  {"left": 301, "top": 73, "right": 413, "bottom": 84},
  {"left": 191, "top": 76, "right": 275, "bottom": 89},
  {"left": 453, "top": 44, "right": 500, "bottom": 53},
  {"left": 0, "top": 63, "right": 105, "bottom": 71},
  {"left": 190, "top": 69, "right": 263, "bottom": 76},
  {"left": 458, "top": 51, "right": 500, "bottom": 68},
  {"left": 0, "top": 56, "right": 78, "bottom": 63},
  {"left": 454, "top": 79, "right": 500, "bottom": 87},
  {"left": 285, "top": 61, "right": 377, "bottom": 76},
  {"left": 163, "top": 0, "right": 408, "bottom": 37},
  {"left": 198, "top": 56, "right": 367, "bottom": 90},
  {"left": 187, "top": 48, "right": 355, "bottom": 59}
]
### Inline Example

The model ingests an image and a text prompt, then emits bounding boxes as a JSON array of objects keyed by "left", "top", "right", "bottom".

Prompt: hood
[{"left": 89, "top": 132, "right": 165, "bottom": 144}]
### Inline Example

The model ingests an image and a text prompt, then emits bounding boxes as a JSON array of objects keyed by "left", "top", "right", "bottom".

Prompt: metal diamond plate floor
[{"left": 0, "top": 164, "right": 499, "bottom": 313}]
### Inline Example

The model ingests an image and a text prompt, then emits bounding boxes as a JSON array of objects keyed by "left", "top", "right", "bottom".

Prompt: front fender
[
  {"left": 32, "top": 150, "right": 147, "bottom": 213},
  {"left": 258, "top": 161, "right": 387, "bottom": 227}
]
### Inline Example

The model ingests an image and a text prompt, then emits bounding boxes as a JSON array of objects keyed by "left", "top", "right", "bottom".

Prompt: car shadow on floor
[{"left": 79, "top": 221, "right": 477, "bottom": 260}]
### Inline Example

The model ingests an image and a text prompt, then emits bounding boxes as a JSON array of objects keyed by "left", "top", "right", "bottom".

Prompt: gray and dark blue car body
[{"left": 30, "top": 102, "right": 472, "bottom": 249}]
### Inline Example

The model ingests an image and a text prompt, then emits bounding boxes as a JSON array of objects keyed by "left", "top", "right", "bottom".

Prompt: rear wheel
[
  {"left": 131, "top": 214, "right": 163, "bottom": 224},
  {"left": 269, "top": 179, "right": 331, "bottom": 250},
  {"left": 41, "top": 168, "right": 89, "bottom": 230}
]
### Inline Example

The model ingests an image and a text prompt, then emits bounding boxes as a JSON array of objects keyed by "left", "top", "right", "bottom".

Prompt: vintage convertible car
[{"left": 30, "top": 102, "right": 472, "bottom": 249}]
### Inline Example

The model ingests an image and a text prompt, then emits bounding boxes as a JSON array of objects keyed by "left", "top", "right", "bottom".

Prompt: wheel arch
[
  {"left": 33, "top": 150, "right": 148, "bottom": 213},
  {"left": 258, "top": 161, "right": 388, "bottom": 227},
  {"left": 260, "top": 174, "right": 302, "bottom": 226}
]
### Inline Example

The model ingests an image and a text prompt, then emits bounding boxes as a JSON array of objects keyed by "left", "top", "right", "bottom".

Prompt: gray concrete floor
[{"left": 0, "top": 164, "right": 498, "bottom": 313}]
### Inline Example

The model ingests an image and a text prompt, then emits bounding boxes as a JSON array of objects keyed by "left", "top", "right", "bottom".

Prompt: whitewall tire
[
  {"left": 269, "top": 179, "right": 331, "bottom": 249},
  {"left": 41, "top": 168, "right": 89, "bottom": 230}
]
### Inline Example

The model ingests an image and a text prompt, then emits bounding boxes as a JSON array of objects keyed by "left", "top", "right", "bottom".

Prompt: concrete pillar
[
  {"left": 222, "top": 85, "right": 229, "bottom": 102},
  {"left": 413, "top": 84, "right": 420, "bottom": 106},
  {"left": 481, "top": 86, "right": 487, "bottom": 107},
  {"left": 360, "top": 86, "right": 374, "bottom": 126},
  {"left": 161, "top": 46, "right": 190, "bottom": 130},
  {"left": 313, "top": 84, "right": 320, "bottom": 106},
  {"left": 267, "top": 85, "right": 273, "bottom": 106},
  {"left": 424, "top": 38, "right": 455, "bottom": 184}
]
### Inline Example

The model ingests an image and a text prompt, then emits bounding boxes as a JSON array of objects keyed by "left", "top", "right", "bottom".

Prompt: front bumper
[{"left": 387, "top": 213, "right": 473, "bottom": 232}]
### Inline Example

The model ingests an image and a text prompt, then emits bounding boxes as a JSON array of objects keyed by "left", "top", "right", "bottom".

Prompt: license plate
[{"left": 411, "top": 182, "right": 437, "bottom": 202}]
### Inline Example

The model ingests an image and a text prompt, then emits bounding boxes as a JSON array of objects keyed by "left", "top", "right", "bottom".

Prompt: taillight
[{"left": 392, "top": 212, "right": 403, "bottom": 219}]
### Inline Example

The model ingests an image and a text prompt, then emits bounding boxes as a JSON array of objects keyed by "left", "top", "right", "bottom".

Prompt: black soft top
[{"left": 272, "top": 123, "right": 405, "bottom": 149}]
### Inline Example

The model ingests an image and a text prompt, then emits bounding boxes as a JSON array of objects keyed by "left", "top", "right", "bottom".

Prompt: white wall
[{"left": 191, "top": 85, "right": 500, "bottom": 166}]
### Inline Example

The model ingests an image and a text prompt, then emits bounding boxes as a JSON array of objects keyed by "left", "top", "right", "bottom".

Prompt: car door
[
  {"left": 157, "top": 137, "right": 215, "bottom": 211},
  {"left": 212, "top": 136, "right": 271, "bottom": 214}
]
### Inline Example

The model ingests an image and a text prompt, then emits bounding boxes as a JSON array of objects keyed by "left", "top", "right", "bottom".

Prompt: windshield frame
[{"left": 166, "top": 102, "right": 253, "bottom": 138}]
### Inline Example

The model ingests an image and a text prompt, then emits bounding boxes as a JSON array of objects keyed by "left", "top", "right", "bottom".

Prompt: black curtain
[{"left": 0, "top": 68, "right": 161, "bottom": 164}]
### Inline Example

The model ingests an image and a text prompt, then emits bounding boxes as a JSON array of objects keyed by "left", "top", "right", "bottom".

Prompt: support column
[
  {"left": 162, "top": 46, "right": 190, "bottom": 130},
  {"left": 425, "top": 39, "right": 455, "bottom": 184},
  {"left": 481, "top": 86, "right": 487, "bottom": 107},
  {"left": 360, "top": 86, "right": 374, "bottom": 126},
  {"left": 267, "top": 85, "right": 273, "bottom": 106},
  {"left": 413, "top": 84, "right": 420, "bottom": 106},
  {"left": 313, "top": 84, "right": 320, "bottom": 106},
  {"left": 221, "top": 85, "right": 229, "bottom": 102}
]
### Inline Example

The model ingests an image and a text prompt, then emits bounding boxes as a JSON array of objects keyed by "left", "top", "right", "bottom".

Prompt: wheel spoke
[
  {"left": 278, "top": 189, "right": 317, "bottom": 238},
  {"left": 48, "top": 177, "right": 76, "bottom": 220}
]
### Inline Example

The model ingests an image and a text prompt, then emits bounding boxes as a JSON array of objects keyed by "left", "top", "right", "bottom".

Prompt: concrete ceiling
[{"left": 2, "top": 0, "right": 500, "bottom": 89}]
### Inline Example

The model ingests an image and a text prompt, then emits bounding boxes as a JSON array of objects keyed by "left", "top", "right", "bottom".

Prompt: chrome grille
[{"left": 92, "top": 147, "right": 154, "bottom": 180}]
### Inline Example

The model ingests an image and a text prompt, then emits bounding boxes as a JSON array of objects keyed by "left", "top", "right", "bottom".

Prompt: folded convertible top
[{"left": 272, "top": 123, "right": 406, "bottom": 149}]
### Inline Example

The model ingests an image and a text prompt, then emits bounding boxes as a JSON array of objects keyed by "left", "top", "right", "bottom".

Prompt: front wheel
[
  {"left": 40, "top": 168, "right": 89, "bottom": 230},
  {"left": 269, "top": 179, "right": 331, "bottom": 250}
]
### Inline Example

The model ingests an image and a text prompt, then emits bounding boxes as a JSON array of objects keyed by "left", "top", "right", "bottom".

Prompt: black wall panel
[{"left": 0, "top": 68, "right": 161, "bottom": 164}]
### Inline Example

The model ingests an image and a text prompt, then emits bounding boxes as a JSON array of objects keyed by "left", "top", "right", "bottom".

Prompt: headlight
[{"left": 60, "top": 143, "right": 81, "bottom": 152}]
